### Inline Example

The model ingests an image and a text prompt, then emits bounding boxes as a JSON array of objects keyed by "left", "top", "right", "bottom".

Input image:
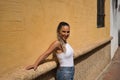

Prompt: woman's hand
[{"left": 25, "top": 64, "right": 38, "bottom": 71}]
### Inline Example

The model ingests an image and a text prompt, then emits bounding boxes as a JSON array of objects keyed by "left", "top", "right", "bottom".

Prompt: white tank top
[{"left": 56, "top": 43, "right": 74, "bottom": 67}]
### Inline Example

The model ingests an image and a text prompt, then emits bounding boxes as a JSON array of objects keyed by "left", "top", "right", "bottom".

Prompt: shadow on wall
[
  {"left": 112, "top": 0, "right": 119, "bottom": 15},
  {"left": 119, "top": 30, "right": 120, "bottom": 46},
  {"left": 112, "top": 0, "right": 116, "bottom": 13},
  {"left": 119, "top": 4, "right": 120, "bottom": 12}
]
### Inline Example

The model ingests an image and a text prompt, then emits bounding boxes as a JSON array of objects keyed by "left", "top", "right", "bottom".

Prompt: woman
[{"left": 26, "top": 22, "right": 75, "bottom": 80}]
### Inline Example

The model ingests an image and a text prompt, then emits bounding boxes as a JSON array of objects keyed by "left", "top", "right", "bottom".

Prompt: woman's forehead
[{"left": 61, "top": 26, "right": 70, "bottom": 29}]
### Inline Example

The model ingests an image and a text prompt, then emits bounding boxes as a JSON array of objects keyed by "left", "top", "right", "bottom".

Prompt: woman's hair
[{"left": 57, "top": 21, "right": 70, "bottom": 52}]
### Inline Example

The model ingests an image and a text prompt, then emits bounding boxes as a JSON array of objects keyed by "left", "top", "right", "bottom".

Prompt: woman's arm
[{"left": 26, "top": 40, "right": 60, "bottom": 71}]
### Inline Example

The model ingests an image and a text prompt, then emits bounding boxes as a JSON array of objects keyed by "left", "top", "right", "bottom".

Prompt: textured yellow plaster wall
[{"left": 0, "top": 0, "right": 110, "bottom": 75}]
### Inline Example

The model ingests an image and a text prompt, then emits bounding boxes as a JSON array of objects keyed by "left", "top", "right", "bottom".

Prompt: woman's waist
[
  {"left": 58, "top": 66, "right": 75, "bottom": 71},
  {"left": 59, "top": 59, "right": 74, "bottom": 67}
]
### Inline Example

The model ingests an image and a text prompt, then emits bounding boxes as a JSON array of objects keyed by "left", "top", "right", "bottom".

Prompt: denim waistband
[{"left": 58, "top": 66, "right": 75, "bottom": 71}]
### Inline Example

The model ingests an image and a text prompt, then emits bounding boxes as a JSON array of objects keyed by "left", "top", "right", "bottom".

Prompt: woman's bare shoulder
[{"left": 52, "top": 40, "right": 61, "bottom": 47}]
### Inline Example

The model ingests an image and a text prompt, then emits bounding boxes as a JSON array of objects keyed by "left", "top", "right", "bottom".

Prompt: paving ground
[{"left": 97, "top": 47, "right": 120, "bottom": 80}]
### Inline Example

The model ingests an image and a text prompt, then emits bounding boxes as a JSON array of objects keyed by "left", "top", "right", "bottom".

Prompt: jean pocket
[{"left": 63, "top": 71, "right": 73, "bottom": 80}]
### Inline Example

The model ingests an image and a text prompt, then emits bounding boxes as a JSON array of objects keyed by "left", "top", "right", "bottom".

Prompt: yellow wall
[{"left": 0, "top": 0, "right": 110, "bottom": 75}]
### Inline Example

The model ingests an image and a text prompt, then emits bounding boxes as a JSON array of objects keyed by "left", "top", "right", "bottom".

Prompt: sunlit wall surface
[{"left": 0, "top": 0, "right": 110, "bottom": 76}]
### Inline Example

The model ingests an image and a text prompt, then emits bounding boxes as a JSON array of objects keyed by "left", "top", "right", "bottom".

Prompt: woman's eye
[
  {"left": 62, "top": 31, "right": 70, "bottom": 33},
  {"left": 67, "top": 31, "right": 70, "bottom": 33},
  {"left": 62, "top": 31, "right": 66, "bottom": 33}
]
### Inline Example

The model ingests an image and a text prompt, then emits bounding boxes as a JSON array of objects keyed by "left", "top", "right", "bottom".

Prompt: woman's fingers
[
  {"left": 25, "top": 65, "right": 38, "bottom": 71},
  {"left": 25, "top": 65, "right": 34, "bottom": 70},
  {"left": 34, "top": 65, "right": 38, "bottom": 71}
]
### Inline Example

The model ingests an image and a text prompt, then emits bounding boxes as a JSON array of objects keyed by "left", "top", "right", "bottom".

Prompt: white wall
[
  {"left": 118, "top": 0, "right": 120, "bottom": 46},
  {"left": 110, "top": 0, "right": 119, "bottom": 59}
]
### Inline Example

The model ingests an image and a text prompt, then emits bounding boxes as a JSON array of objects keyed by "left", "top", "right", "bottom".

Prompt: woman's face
[{"left": 59, "top": 25, "right": 70, "bottom": 41}]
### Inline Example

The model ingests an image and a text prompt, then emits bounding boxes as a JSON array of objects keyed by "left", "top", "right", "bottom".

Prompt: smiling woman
[
  {"left": 26, "top": 22, "right": 75, "bottom": 80},
  {"left": 58, "top": 25, "right": 70, "bottom": 42},
  {"left": 57, "top": 22, "right": 70, "bottom": 52}
]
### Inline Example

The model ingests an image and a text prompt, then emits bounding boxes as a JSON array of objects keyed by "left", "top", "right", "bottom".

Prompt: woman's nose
[{"left": 65, "top": 33, "right": 69, "bottom": 36}]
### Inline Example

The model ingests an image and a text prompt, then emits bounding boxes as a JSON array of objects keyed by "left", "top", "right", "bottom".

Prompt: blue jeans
[{"left": 56, "top": 67, "right": 75, "bottom": 80}]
